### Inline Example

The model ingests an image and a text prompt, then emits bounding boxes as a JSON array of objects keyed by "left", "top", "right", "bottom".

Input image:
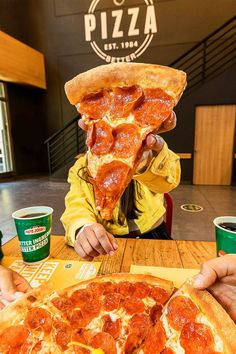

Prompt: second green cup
[{"left": 213, "top": 216, "right": 236, "bottom": 256}]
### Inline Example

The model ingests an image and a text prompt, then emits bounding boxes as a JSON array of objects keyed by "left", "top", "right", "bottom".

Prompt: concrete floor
[{"left": 0, "top": 178, "right": 236, "bottom": 244}]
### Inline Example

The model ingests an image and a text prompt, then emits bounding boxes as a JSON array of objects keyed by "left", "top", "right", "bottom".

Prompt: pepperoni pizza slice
[
  {"left": 0, "top": 273, "right": 174, "bottom": 354},
  {"left": 139, "top": 280, "right": 236, "bottom": 354},
  {"left": 65, "top": 63, "right": 187, "bottom": 220}
]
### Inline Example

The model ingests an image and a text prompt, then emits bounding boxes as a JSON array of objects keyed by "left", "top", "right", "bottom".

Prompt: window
[{"left": 0, "top": 83, "right": 13, "bottom": 173}]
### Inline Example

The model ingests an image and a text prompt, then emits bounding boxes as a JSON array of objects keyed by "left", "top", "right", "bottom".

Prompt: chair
[{"left": 164, "top": 193, "right": 173, "bottom": 238}]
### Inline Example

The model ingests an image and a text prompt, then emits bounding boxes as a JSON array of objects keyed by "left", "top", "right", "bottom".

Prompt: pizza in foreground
[
  {"left": 65, "top": 63, "right": 187, "bottom": 220},
  {"left": 1, "top": 273, "right": 235, "bottom": 354},
  {"left": 0, "top": 274, "right": 174, "bottom": 354}
]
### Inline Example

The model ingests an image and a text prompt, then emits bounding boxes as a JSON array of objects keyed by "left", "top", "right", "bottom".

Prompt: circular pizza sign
[{"left": 84, "top": 0, "right": 157, "bottom": 63}]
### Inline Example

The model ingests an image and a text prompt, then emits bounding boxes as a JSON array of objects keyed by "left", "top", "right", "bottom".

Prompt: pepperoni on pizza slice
[
  {"left": 143, "top": 280, "right": 236, "bottom": 354},
  {"left": 65, "top": 63, "right": 187, "bottom": 220}
]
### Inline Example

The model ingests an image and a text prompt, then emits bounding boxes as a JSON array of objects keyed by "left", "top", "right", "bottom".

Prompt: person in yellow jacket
[{"left": 61, "top": 113, "right": 180, "bottom": 260}]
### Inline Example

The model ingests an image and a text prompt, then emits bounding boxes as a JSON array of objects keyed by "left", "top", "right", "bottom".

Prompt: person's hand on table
[
  {"left": 193, "top": 254, "right": 236, "bottom": 322},
  {"left": 0, "top": 265, "right": 31, "bottom": 309},
  {"left": 75, "top": 223, "right": 118, "bottom": 261}
]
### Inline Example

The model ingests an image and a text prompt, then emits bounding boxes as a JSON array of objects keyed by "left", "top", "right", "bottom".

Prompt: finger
[
  {"left": 74, "top": 239, "right": 94, "bottom": 261},
  {"left": 12, "top": 292, "right": 25, "bottom": 299},
  {"left": 93, "top": 225, "right": 116, "bottom": 255},
  {"left": 0, "top": 268, "right": 17, "bottom": 301},
  {"left": 193, "top": 255, "right": 236, "bottom": 289},
  {"left": 158, "top": 111, "right": 177, "bottom": 134},
  {"left": 13, "top": 272, "right": 32, "bottom": 293},
  {"left": 107, "top": 233, "right": 118, "bottom": 251},
  {"left": 78, "top": 119, "right": 88, "bottom": 131},
  {"left": 84, "top": 229, "right": 107, "bottom": 255},
  {"left": 77, "top": 232, "right": 99, "bottom": 258},
  {"left": 0, "top": 296, "right": 11, "bottom": 307},
  {"left": 228, "top": 302, "right": 236, "bottom": 322},
  {"left": 145, "top": 135, "right": 164, "bottom": 153}
]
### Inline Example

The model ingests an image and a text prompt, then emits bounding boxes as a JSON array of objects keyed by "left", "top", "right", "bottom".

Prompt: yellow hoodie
[{"left": 61, "top": 143, "right": 180, "bottom": 246}]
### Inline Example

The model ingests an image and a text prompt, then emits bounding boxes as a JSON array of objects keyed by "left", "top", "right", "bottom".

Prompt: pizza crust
[
  {"left": 171, "top": 280, "right": 236, "bottom": 354},
  {"left": 65, "top": 63, "right": 187, "bottom": 105},
  {"left": 0, "top": 282, "right": 54, "bottom": 330},
  {"left": 58, "top": 273, "right": 174, "bottom": 296}
]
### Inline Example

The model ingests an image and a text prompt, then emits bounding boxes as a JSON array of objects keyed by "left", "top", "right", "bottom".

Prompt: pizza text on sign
[{"left": 84, "top": 0, "right": 157, "bottom": 63}]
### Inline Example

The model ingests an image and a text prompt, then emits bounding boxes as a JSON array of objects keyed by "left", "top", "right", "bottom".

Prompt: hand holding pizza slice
[{"left": 65, "top": 63, "right": 186, "bottom": 220}]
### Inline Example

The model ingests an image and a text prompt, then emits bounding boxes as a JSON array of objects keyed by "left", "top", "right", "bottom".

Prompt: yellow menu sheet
[
  {"left": 2, "top": 257, "right": 101, "bottom": 290},
  {"left": 130, "top": 264, "right": 199, "bottom": 288}
]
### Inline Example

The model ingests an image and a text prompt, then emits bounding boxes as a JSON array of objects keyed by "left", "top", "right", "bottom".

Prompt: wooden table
[{"left": 2, "top": 236, "right": 216, "bottom": 274}]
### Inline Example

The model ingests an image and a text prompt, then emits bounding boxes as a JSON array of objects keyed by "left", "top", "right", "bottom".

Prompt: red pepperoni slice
[
  {"left": 103, "top": 292, "right": 123, "bottom": 311},
  {"left": 26, "top": 295, "right": 37, "bottom": 303},
  {"left": 166, "top": 296, "right": 199, "bottom": 331},
  {"left": 143, "top": 321, "right": 167, "bottom": 354},
  {"left": 124, "top": 333, "right": 142, "bottom": 354},
  {"left": 79, "top": 91, "right": 109, "bottom": 119},
  {"left": 110, "top": 86, "right": 143, "bottom": 118},
  {"left": 161, "top": 348, "right": 176, "bottom": 354},
  {"left": 150, "top": 287, "right": 170, "bottom": 304},
  {"left": 113, "top": 123, "right": 141, "bottom": 158},
  {"left": 102, "top": 314, "right": 121, "bottom": 340},
  {"left": 180, "top": 322, "right": 215, "bottom": 354},
  {"left": 54, "top": 320, "right": 72, "bottom": 350},
  {"left": 87, "top": 282, "right": 104, "bottom": 297},
  {"left": 0, "top": 325, "right": 29, "bottom": 349},
  {"left": 81, "top": 299, "right": 101, "bottom": 320},
  {"left": 69, "top": 310, "right": 91, "bottom": 328},
  {"left": 134, "top": 88, "right": 174, "bottom": 127},
  {"left": 123, "top": 296, "right": 145, "bottom": 315},
  {"left": 90, "top": 332, "right": 117, "bottom": 354},
  {"left": 103, "top": 281, "right": 118, "bottom": 294},
  {"left": 129, "top": 313, "right": 152, "bottom": 339},
  {"left": 70, "top": 289, "right": 94, "bottom": 307},
  {"left": 25, "top": 307, "right": 52, "bottom": 333},
  {"left": 88, "top": 120, "right": 114, "bottom": 155},
  {"left": 81, "top": 328, "right": 97, "bottom": 344},
  {"left": 96, "top": 161, "right": 130, "bottom": 196},
  {"left": 72, "top": 330, "right": 90, "bottom": 354},
  {"left": 51, "top": 296, "right": 74, "bottom": 314},
  {"left": 132, "top": 282, "right": 150, "bottom": 299},
  {"left": 150, "top": 303, "right": 163, "bottom": 325},
  {"left": 118, "top": 281, "right": 135, "bottom": 296}
]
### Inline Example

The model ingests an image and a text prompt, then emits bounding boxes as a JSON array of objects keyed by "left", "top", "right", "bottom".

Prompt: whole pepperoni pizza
[
  {"left": 64, "top": 63, "right": 187, "bottom": 220},
  {"left": 0, "top": 274, "right": 236, "bottom": 354}
]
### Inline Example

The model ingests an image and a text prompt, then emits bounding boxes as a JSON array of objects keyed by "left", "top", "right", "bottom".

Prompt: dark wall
[{"left": 0, "top": 0, "right": 235, "bottom": 178}]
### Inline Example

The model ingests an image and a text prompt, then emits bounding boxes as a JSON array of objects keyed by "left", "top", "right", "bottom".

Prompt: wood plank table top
[{"left": 2, "top": 236, "right": 216, "bottom": 274}]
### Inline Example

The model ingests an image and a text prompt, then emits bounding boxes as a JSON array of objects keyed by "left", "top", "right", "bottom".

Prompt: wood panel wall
[
  {"left": 0, "top": 31, "right": 46, "bottom": 89},
  {"left": 193, "top": 105, "right": 236, "bottom": 185}
]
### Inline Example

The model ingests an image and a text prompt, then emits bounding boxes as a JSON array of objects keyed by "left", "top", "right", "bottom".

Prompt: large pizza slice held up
[{"left": 65, "top": 63, "right": 187, "bottom": 220}]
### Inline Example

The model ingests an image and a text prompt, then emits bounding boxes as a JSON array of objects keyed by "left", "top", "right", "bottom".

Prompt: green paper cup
[
  {"left": 12, "top": 206, "right": 53, "bottom": 264},
  {"left": 213, "top": 216, "right": 236, "bottom": 256}
]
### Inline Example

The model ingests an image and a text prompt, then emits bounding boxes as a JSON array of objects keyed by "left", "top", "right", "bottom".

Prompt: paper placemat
[
  {"left": 130, "top": 265, "right": 199, "bottom": 288},
  {"left": 2, "top": 257, "right": 101, "bottom": 290}
]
